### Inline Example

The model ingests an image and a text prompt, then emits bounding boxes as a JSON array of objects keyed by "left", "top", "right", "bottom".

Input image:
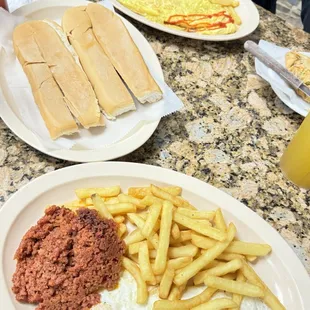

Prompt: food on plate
[
  {"left": 46, "top": 183, "right": 285, "bottom": 310},
  {"left": 285, "top": 51, "right": 310, "bottom": 103},
  {"left": 118, "top": 0, "right": 242, "bottom": 35},
  {"left": 62, "top": 6, "right": 136, "bottom": 119},
  {"left": 12, "top": 206, "right": 125, "bottom": 309},
  {"left": 13, "top": 20, "right": 104, "bottom": 139},
  {"left": 86, "top": 4, "right": 163, "bottom": 104}
]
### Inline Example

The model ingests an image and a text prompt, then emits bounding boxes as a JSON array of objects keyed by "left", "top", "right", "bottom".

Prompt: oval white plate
[
  {"left": 110, "top": 0, "right": 260, "bottom": 41},
  {"left": 0, "top": 0, "right": 161, "bottom": 162},
  {"left": 0, "top": 162, "right": 309, "bottom": 309}
]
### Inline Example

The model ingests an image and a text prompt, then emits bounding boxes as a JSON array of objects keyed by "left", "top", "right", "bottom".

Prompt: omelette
[{"left": 118, "top": 0, "right": 242, "bottom": 35}]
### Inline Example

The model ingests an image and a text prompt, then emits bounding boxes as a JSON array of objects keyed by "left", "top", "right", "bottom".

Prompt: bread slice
[
  {"left": 13, "top": 20, "right": 104, "bottom": 134},
  {"left": 13, "top": 22, "right": 78, "bottom": 139},
  {"left": 86, "top": 3, "right": 163, "bottom": 104},
  {"left": 285, "top": 51, "right": 310, "bottom": 103},
  {"left": 62, "top": 6, "right": 135, "bottom": 119}
]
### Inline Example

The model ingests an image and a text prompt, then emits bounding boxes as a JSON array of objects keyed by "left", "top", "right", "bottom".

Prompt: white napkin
[
  {"left": 0, "top": 1, "right": 183, "bottom": 150},
  {"left": 255, "top": 40, "right": 310, "bottom": 116}
]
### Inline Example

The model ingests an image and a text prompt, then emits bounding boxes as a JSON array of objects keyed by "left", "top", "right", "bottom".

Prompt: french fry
[
  {"left": 193, "top": 234, "right": 271, "bottom": 256},
  {"left": 159, "top": 268, "right": 175, "bottom": 299},
  {"left": 118, "top": 193, "right": 146, "bottom": 209},
  {"left": 168, "top": 285, "right": 181, "bottom": 301},
  {"left": 139, "top": 241, "right": 156, "bottom": 285},
  {"left": 151, "top": 184, "right": 194, "bottom": 209},
  {"left": 216, "top": 253, "right": 245, "bottom": 261},
  {"left": 155, "top": 275, "right": 163, "bottom": 284},
  {"left": 106, "top": 203, "right": 136, "bottom": 215},
  {"left": 170, "top": 230, "right": 192, "bottom": 245},
  {"left": 153, "top": 287, "right": 217, "bottom": 310},
  {"left": 171, "top": 223, "right": 181, "bottom": 240},
  {"left": 75, "top": 186, "right": 121, "bottom": 199},
  {"left": 204, "top": 275, "right": 264, "bottom": 297},
  {"left": 127, "top": 254, "right": 139, "bottom": 264},
  {"left": 142, "top": 202, "right": 162, "bottom": 238},
  {"left": 122, "top": 257, "right": 148, "bottom": 304},
  {"left": 63, "top": 200, "right": 85, "bottom": 209},
  {"left": 85, "top": 197, "right": 94, "bottom": 205},
  {"left": 141, "top": 195, "right": 163, "bottom": 206},
  {"left": 214, "top": 209, "right": 227, "bottom": 231},
  {"left": 167, "top": 257, "right": 193, "bottom": 270},
  {"left": 128, "top": 186, "right": 182, "bottom": 199},
  {"left": 124, "top": 229, "right": 146, "bottom": 245},
  {"left": 242, "top": 262, "right": 285, "bottom": 310},
  {"left": 118, "top": 223, "right": 127, "bottom": 238},
  {"left": 128, "top": 240, "right": 154, "bottom": 255},
  {"left": 91, "top": 194, "right": 113, "bottom": 219},
  {"left": 154, "top": 201, "right": 173, "bottom": 275},
  {"left": 114, "top": 215, "right": 125, "bottom": 223},
  {"left": 177, "top": 208, "right": 215, "bottom": 220},
  {"left": 246, "top": 255, "right": 257, "bottom": 262},
  {"left": 173, "top": 213, "right": 226, "bottom": 241},
  {"left": 229, "top": 269, "right": 246, "bottom": 310},
  {"left": 168, "top": 244, "right": 198, "bottom": 258},
  {"left": 194, "top": 259, "right": 242, "bottom": 285},
  {"left": 192, "top": 298, "right": 238, "bottom": 310},
  {"left": 105, "top": 197, "right": 119, "bottom": 204},
  {"left": 173, "top": 223, "right": 236, "bottom": 286}
]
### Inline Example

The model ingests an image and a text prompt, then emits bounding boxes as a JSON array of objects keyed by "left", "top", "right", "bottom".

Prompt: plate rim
[
  {"left": 0, "top": 0, "right": 162, "bottom": 162},
  {"left": 1, "top": 162, "right": 310, "bottom": 309},
  {"left": 109, "top": 0, "right": 260, "bottom": 41}
]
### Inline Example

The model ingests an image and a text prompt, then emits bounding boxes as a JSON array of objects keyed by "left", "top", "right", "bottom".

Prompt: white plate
[
  {"left": 0, "top": 0, "right": 161, "bottom": 162},
  {"left": 110, "top": 0, "right": 259, "bottom": 41},
  {"left": 0, "top": 162, "right": 309, "bottom": 309}
]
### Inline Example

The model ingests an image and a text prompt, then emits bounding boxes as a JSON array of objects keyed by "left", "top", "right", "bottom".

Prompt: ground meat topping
[{"left": 12, "top": 206, "right": 125, "bottom": 310}]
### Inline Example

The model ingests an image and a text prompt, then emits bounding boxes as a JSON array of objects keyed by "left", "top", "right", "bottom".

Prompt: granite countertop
[{"left": 1, "top": 2, "right": 310, "bottom": 275}]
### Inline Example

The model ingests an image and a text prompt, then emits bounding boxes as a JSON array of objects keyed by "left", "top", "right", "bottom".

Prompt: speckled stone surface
[{"left": 1, "top": 2, "right": 310, "bottom": 275}]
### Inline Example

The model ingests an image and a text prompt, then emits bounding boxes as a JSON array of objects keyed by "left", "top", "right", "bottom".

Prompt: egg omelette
[{"left": 118, "top": 0, "right": 242, "bottom": 35}]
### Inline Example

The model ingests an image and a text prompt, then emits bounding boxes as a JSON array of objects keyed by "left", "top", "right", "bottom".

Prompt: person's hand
[{"left": 0, "top": 0, "right": 8, "bottom": 10}]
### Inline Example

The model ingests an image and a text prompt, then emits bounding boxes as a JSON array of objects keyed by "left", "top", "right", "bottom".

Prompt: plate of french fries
[{"left": 1, "top": 162, "right": 309, "bottom": 309}]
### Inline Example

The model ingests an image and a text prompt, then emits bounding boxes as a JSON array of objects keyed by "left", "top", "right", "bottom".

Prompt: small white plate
[
  {"left": 0, "top": 0, "right": 161, "bottom": 162},
  {"left": 110, "top": 0, "right": 259, "bottom": 41},
  {"left": 0, "top": 162, "right": 310, "bottom": 309}
]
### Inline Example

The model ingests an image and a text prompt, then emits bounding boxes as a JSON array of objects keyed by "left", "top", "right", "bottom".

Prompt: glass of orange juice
[{"left": 280, "top": 112, "right": 310, "bottom": 189}]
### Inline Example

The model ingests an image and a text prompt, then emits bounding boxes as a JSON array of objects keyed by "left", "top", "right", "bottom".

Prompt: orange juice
[{"left": 280, "top": 112, "right": 310, "bottom": 189}]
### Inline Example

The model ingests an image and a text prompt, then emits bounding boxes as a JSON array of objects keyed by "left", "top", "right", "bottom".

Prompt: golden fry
[
  {"left": 154, "top": 201, "right": 173, "bottom": 275},
  {"left": 106, "top": 203, "right": 136, "bottom": 215},
  {"left": 153, "top": 287, "right": 217, "bottom": 310},
  {"left": 193, "top": 233, "right": 271, "bottom": 256},
  {"left": 118, "top": 223, "right": 127, "bottom": 238},
  {"left": 204, "top": 275, "right": 264, "bottom": 297},
  {"left": 177, "top": 208, "right": 215, "bottom": 220},
  {"left": 91, "top": 194, "right": 113, "bottom": 219},
  {"left": 124, "top": 229, "right": 145, "bottom": 245},
  {"left": 75, "top": 186, "right": 120, "bottom": 199},
  {"left": 230, "top": 269, "right": 246, "bottom": 310},
  {"left": 142, "top": 202, "right": 162, "bottom": 238},
  {"left": 141, "top": 195, "right": 163, "bottom": 206},
  {"left": 159, "top": 268, "right": 175, "bottom": 299},
  {"left": 171, "top": 223, "right": 181, "bottom": 240},
  {"left": 167, "top": 257, "right": 193, "bottom": 270},
  {"left": 173, "top": 213, "right": 226, "bottom": 241},
  {"left": 214, "top": 209, "right": 227, "bottom": 231},
  {"left": 168, "top": 244, "right": 198, "bottom": 258},
  {"left": 122, "top": 257, "right": 148, "bottom": 304},
  {"left": 139, "top": 241, "right": 156, "bottom": 285},
  {"left": 114, "top": 215, "right": 125, "bottom": 223},
  {"left": 192, "top": 298, "right": 238, "bottom": 310}
]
